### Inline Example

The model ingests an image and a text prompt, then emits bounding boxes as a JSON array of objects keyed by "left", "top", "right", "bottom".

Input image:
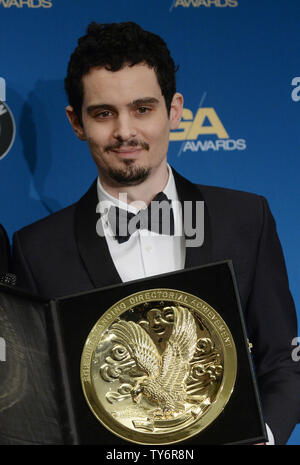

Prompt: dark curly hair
[{"left": 65, "top": 22, "right": 178, "bottom": 123}]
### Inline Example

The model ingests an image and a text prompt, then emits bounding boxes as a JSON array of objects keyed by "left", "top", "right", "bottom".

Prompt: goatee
[{"left": 108, "top": 162, "right": 151, "bottom": 186}]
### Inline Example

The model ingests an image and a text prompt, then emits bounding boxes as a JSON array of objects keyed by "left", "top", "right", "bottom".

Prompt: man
[{"left": 12, "top": 22, "right": 300, "bottom": 444}]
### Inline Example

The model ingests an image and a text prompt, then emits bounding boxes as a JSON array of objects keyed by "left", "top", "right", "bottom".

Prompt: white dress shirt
[{"left": 97, "top": 165, "right": 186, "bottom": 283}]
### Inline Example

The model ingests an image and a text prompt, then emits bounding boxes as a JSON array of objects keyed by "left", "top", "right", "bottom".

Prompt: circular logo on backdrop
[{"left": 0, "top": 100, "right": 15, "bottom": 160}]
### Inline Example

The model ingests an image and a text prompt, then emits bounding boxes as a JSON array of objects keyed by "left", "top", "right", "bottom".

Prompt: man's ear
[
  {"left": 169, "top": 92, "right": 184, "bottom": 130},
  {"left": 65, "top": 106, "right": 86, "bottom": 140}
]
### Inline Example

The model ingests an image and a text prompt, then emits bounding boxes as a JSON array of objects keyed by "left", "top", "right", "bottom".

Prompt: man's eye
[
  {"left": 96, "top": 110, "right": 112, "bottom": 118},
  {"left": 137, "top": 106, "right": 150, "bottom": 114}
]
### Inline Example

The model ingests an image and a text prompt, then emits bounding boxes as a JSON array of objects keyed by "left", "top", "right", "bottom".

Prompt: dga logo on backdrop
[
  {"left": 170, "top": 104, "right": 246, "bottom": 153},
  {"left": 0, "top": 0, "right": 52, "bottom": 7},
  {"left": 0, "top": 78, "right": 15, "bottom": 160},
  {"left": 170, "top": 0, "right": 238, "bottom": 9}
]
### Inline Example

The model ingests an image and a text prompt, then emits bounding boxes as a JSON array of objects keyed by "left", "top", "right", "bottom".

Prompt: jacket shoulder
[
  {"left": 198, "top": 183, "right": 266, "bottom": 215},
  {"left": 195, "top": 183, "right": 269, "bottom": 237},
  {"left": 197, "top": 183, "right": 263, "bottom": 202},
  {"left": 13, "top": 203, "right": 77, "bottom": 243},
  {"left": 0, "top": 224, "right": 10, "bottom": 273}
]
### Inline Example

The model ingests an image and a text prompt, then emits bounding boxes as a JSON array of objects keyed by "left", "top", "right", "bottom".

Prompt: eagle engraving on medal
[
  {"left": 107, "top": 306, "right": 197, "bottom": 419},
  {"left": 81, "top": 290, "right": 237, "bottom": 444}
]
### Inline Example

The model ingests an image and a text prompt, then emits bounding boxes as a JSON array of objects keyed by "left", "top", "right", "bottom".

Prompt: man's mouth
[{"left": 111, "top": 148, "right": 144, "bottom": 159}]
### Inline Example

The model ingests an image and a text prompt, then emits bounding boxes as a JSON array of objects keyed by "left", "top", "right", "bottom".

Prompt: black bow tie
[{"left": 107, "top": 192, "right": 175, "bottom": 243}]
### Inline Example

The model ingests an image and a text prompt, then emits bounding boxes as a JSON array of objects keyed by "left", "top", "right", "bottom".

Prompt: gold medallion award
[{"left": 80, "top": 289, "right": 237, "bottom": 444}]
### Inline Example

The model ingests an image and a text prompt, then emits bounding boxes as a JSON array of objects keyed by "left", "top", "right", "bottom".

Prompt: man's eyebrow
[
  {"left": 86, "top": 103, "right": 115, "bottom": 114},
  {"left": 131, "top": 97, "right": 160, "bottom": 106},
  {"left": 86, "top": 98, "right": 160, "bottom": 114}
]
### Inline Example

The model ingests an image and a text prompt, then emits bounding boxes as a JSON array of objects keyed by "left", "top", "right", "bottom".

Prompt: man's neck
[{"left": 99, "top": 163, "right": 169, "bottom": 205}]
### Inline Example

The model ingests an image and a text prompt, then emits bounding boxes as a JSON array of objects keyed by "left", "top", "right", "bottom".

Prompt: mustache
[{"left": 104, "top": 139, "right": 150, "bottom": 153}]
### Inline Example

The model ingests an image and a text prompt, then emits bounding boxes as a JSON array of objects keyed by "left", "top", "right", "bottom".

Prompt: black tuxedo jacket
[
  {"left": 10, "top": 170, "right": 300, "bottom": 445},
  {"left": 0, "top": 224, "right": 9, "bottom": 274}
]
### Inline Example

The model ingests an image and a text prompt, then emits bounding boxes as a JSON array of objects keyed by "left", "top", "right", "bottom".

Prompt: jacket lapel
[
  {"left": 173, "top": 169, "right": 212, "bottom": 269},
  {"left": 74, "top": 180, "right": 122, "bottom": 289}
]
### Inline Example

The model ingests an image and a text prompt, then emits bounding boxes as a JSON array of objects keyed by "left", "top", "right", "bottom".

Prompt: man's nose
[{"left": 113, "top": 113, "right": 137, "bottom": 141}]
